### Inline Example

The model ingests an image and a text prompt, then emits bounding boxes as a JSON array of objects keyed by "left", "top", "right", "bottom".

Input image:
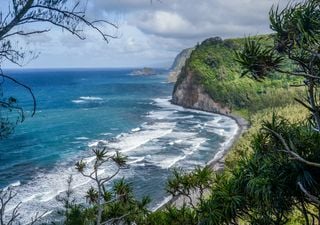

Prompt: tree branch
[
  {"left": 297, "top": 182, "right": 320, "bottom": 205},
  {"left": 263, "top": 127, "right": 320, "bottom": 168}
]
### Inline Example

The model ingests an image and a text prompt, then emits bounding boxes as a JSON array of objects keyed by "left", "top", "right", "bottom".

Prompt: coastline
[{"left": 155, "top": 105, "right": 249, "bottom": 210}]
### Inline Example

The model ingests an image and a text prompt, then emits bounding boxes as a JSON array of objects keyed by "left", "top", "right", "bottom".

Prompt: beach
[{"left": 157, "top": 112, "right": 249, "bottom": 210}]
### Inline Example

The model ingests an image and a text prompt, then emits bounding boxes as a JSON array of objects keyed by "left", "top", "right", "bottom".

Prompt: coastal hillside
[
  {"left": 168, "top": 47, "right": 194, "bottom": 83},
  {"left": 172, "top": 36, "right": 303, "bottom": 116}
]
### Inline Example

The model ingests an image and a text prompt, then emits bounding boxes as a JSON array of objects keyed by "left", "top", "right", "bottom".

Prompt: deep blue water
[{"left": 0, "top": 68, "right": 238, "bottom": 223}]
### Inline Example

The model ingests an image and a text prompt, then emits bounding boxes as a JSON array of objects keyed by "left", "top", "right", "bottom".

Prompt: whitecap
[
  {"left": 3, "top": 181, "right": 21, "bottom": 191},
  {"left": 127, "top": 156, "right": 145, "bottom": 165},
  {"left": 79, "top": 96, "right": 103, "bottom": 101},
  {"left": 131, "top": 127, "right": 141, "bottom": 132},
  {"left": 75, "top": 137, "right": 89, "bottom": 140},
  {"left": 152, "top": 155, "right": 186, "bottom": 169},
  {"left": 108, "top": 123, "right": 175, "bottom": 153},
  {"left": 151, "top": 195, "right": 172, "bottom": 211},
  {"left": 72, "top": 100, "right": 86, "bottom": 104},
  {"left": 146, "top": 110, "right": 174, "bottom": 120},
  {"left": 87, "top": 140, "right": 108, "bottom": 148}
]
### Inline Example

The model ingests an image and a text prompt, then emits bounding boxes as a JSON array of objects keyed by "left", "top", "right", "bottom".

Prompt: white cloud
[
  {"left": 2, "top": 0, "right": 301, "bottom": 68},
  {"left": 129, "top": 0, "right": 282, "bottom": 39},
  {"left": 135, "top": 11, "right": 194, "bottom": 38}
]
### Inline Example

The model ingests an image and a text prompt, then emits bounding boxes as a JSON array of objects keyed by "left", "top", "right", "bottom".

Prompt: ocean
[{"left": 0, "top": 68, "right": 238, "bottom": 223}]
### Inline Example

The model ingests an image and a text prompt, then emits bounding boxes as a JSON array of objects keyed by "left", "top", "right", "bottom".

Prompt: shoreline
[{"left": 155, "top": 104, "right": 249, "bottom": 210}]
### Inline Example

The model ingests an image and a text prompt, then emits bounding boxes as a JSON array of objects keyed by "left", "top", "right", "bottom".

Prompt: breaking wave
[{"left": 4, "top": 97, "right": 239, "bottom": 224}]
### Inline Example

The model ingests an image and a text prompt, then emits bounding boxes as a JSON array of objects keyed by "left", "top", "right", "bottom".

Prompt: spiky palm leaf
[{"left": 235, "top": 37, "right": 284, "bottom": 80}]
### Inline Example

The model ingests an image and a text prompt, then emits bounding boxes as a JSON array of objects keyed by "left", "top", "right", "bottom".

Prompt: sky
[{"left": 3, "top": 0, "right": 295, "bottom": 69}]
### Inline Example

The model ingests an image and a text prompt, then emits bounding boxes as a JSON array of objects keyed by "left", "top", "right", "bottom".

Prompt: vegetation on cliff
[
  {"left": 169, "top": 0, "right": 320, "bottom": 224},
  {"left": 177, "top": 35, "right": 304, "bottom": 115}
]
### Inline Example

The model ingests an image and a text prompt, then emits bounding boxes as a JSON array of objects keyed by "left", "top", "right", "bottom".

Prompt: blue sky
[{"left": 3, "top": 0, "right": 294, "bottom": 69}]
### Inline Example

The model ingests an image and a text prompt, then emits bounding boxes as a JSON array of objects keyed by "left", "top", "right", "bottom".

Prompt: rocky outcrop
[
  {"left": 131, "top": 67, "right": 156, "bottom": 76},
  {"left": 172, "top": 66, "right": 230, "bottom": 114},
  {"left": 168, "top": 48, "right": 194, "bottom": 83}
]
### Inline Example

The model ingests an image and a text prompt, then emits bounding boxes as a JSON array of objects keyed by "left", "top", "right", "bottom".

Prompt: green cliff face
[{"left": 172, "top": 36, "right": 303, "bottom": 115}]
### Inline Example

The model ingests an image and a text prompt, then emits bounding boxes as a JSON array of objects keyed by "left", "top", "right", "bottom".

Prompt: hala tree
[
  {"left": 75, "top": 148, "right": 127, "bottom": 225},
  {"left": 236, "top": 0, "right": 320, "bottom": 130},
  {"left": 181, "top": 1, "right": 320, "bottom": 224},
  {"left": 230, "top": 0, "right": 320, "bottom": 224},
  {"left": 236, "top": 0, "right": 320, "bottom": 195},
  {"left": 166, "top": 166, "right": 214, "bottom": 210},
  {"left": 74, "top": 148, "right": 151, "bottom": 225}
]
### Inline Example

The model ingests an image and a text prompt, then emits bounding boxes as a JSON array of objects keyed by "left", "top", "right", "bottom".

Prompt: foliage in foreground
[{"left": 165, "top": 0, "right": 320, "bottom": 224}]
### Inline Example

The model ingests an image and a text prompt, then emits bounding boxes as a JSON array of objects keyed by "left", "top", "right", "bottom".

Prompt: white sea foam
[
  {"left": 209, "top": 122, "right": 239, "bottom": 165},
  {"left": 146, "top": 110, "right": 175, "bottom": 120},
  {"left": 108, "top": 123, "right": 175, "bottom": 153},
  {"left": 3, "top": 181, "right": 21, "bottom": 191},
  {"left": 79, "top": 96, "right": 103, "bottom": 101},
  {"left": 3, "top": 159, "right": 122, "bottom": 224},
  {"left": 167, "top": 115, "right": 195, "bottom": 120},
  {"left": 87, "top": 140, "right": 108, "bottom": 148},
  {"left": 72, "top": 96, "right": 103, "bottom": 104},
  {"left": 75, "top": 137, "right": 89, "bottom": 140},
  {"left": 155, "top": 155, "right": 187, "bottom": 169},
  {"left": 127, "top": 156, "right": 145, "bottom": 165},
  {"left": 10, "top": 181, "right": 21, "bottom": 187},
  {"left": 100, "top": 132, "right": 112, "bottom": 136},
  {"left": 72, "top": 100, "right": 86, "bottom": 104},
  {"left": 131, "top": 127, "right": 141, "bottom": 132},
  {"left": 6, "top": 97, "right": 240, "bottom": 223},
  {"left": 151, "top": 195, "right": 172, "bottom": 211},
  {"left": 152, "top": 97, "right": 217, "bottom": 116}
]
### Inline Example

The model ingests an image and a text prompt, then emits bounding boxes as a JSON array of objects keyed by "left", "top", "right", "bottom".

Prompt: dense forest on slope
[{"left": 176, "top": 35, "right": 304, "bottom": 116}]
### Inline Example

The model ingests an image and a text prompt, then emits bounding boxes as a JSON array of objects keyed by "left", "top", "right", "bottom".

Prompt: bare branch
[
  {"left": 0, "top": 71, "right": 36, "bottom": 117},
  {"left": 298, "top": 182, "right": 320, "bottom": 205},
  {"left": 101, "top": 212, "right": 131, "bottom": 225},
  {"left": 263, "top": 127, "right": 320, "bottom": 168},
  {"left": 29, "top": 210, "right": 48, "bottom": 225},
  {"left": 276, "top": 69, "right": 320, "bottom": 80}
]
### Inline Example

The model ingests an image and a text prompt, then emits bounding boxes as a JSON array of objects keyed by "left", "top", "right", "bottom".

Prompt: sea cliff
[
  {"left": 172, "top": 65, "right": 230, "bottom": 114},
  {"left": 171, "top": 35, "right": 301, "bottom": 115},
  {"left": 171, "top": 37, "right": 232, "bottom": 114},
  {"left": 168, "top": 47, "right": 194, "bottom": 83}
]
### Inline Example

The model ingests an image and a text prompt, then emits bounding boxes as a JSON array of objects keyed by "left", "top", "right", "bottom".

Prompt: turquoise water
[{"left": 0, "top": 68, "right": 238, "bottom": 223}]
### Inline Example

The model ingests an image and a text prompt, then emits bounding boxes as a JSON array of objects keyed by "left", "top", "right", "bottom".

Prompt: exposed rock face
[
  {"left": 168, "top": 48, "right": 194, "bottom": 83},
  {"left": 172, "top": 67, "right": 230, "bottom": 114}
]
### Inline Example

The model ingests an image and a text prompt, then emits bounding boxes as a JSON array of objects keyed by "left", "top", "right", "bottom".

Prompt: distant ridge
[{"left": 168, "top": 47, "right": 194, "bottom": 83}]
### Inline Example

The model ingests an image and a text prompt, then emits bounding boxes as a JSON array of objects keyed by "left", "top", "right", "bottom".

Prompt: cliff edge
[
  {"left": 172, "top": 65, "right": 230, "bottom": 114},
  {"left": 171, "top": 35, "right": 298, "bottom": 115},
  {"left": 171, "top": 37, "right": 231, "bottom": 114},
  {"left": 168, "top": 47, "right": 194, "bottom": 83}
]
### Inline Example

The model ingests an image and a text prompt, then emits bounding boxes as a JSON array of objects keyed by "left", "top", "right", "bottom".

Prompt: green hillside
[
  {"left": 179, "top": 36, "right": 304, "bottom": 116},
  {"left": 171, "top": 35, "right": 312, "bottom": 225}
]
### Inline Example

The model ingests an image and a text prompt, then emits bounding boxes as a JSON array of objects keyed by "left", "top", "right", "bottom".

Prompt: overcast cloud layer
[{"left": 4, "top": 0, "right": 297, "bottom": 68}]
